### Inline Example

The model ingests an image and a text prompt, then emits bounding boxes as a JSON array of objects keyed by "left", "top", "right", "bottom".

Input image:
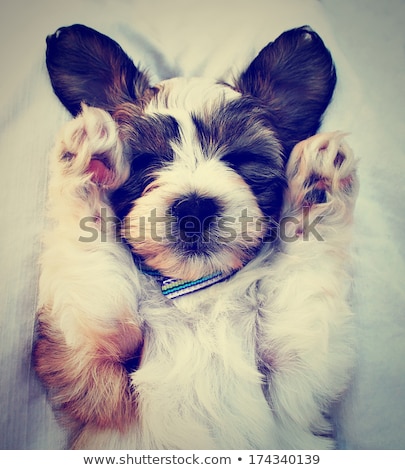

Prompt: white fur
[
  {"left": 38, "top": 106, "right": 141, "bottom": 348},
  {"left": 37, "top": 104, "right": 357, "bottom": 450}
]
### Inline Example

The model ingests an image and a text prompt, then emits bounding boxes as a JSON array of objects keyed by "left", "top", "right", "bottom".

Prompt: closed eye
[
  {"left": 110, "top": 153, "right": 168, "bottom": 219},
  {"left": 221, "top": 150, "right": 286, "bottom": 220},
  {"left": 142, "top": 180, "right": 160, "bottom": 196},
  {"left": 131, "top": 153, "right": 170, "bottom": 192},
  {"left": 222, "top": 151, "right": 264, "bottom": 168},
  {"left": 222, "top": 151, "right": 277, "bottom": 186}
]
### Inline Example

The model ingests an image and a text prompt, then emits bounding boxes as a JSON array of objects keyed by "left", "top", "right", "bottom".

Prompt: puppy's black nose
[{"left": 171, "top": 195, "right": 220, "bottom": 236}]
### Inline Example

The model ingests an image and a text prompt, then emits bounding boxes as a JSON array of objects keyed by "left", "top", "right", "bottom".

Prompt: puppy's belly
[{"left": 130, "top": 290, "right": 276, "bottom": 449}]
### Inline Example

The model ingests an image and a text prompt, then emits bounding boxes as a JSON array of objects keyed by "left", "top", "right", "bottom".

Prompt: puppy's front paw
[
  {"left": 286, "top": 132, "right": 358, "bottom": 217},
  {"left": 56, "top": 105, "right": 129, "bottom": 189}
]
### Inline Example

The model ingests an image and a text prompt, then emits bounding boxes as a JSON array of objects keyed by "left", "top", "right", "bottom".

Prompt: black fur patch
[
  {"left": 110, "top": 112, "right": 180, "bottom": 219},
  {"left": 236, "top": 26, "right": 337, "bottom": 156},
  {"left": 192, "top": 97, "right": 286, "bottom": 223}
]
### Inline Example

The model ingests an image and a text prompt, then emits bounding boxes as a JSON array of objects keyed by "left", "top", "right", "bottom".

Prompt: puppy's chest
[
  {"left": 142, "top": 277, "right": 257, "bottom": 333},
  {"left": 133, "top": 280, "right": 270, "bottom": 447},
  {"left": 138, "top": 278, "right": 261, "bottom": 375}
]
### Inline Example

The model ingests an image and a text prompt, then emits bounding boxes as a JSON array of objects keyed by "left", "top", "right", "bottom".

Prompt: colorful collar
[{"left": 141, "top": 267, "right": 237, "bottom": 299}]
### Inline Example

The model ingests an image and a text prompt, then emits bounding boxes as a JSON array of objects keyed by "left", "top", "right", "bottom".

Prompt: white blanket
[{"left": 1, "top": 0, "right": 404, "bottom": 449}]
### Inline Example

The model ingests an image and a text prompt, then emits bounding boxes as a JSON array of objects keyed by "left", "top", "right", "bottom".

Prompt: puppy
[{"left": 34, "top": 24, "right": 358, "bottom": 449}]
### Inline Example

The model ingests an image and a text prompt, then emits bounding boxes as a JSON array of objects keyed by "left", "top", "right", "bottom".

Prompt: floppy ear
[
  {"left": 236, "top": 26, "right": 337, "bottom": 157},
  {"left": 46, "top": 24, "right": 150, "bottom": 116}
]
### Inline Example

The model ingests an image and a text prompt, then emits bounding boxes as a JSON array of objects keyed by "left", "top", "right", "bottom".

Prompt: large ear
[
  {"left": 46, "top": 24, "right": 150, "bottom": 116},
  {"left": 236, "top": 26, "right": 337, "bottom": 157}
]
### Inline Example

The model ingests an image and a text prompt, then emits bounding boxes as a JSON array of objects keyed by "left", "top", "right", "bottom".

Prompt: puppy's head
[{"left": 46, "top": 24, "right": 336, "bottom": 279}]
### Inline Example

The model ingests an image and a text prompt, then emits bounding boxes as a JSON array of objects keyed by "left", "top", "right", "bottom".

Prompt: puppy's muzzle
[{"left": 170, "top": 194, "right": 221, "bottom": 251}]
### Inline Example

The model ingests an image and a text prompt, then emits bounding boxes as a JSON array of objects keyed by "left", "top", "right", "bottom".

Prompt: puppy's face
[
  {"left": 46, "top": 24, "right": 336, "bottom": 279},
  {"left": 112, "top": 78, "right": 284, "bottom": 279}
]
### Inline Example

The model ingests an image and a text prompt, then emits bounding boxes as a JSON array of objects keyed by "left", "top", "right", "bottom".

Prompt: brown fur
[{"left": 33, "top": 307, "right": 142, "bottom": 432}]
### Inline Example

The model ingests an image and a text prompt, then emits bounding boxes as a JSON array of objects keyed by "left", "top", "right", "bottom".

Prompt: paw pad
[
  {"left": 56, "top": 105, "right": 129, "bottom": 189},
  {"left": 287, "top": 131, "right": 358, "bottom": 211}
]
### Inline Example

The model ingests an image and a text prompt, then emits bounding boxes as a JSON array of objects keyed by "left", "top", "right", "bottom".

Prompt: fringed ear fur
[
  {"left": 46, "top": 24, "right": 150, "bottom": 116},
  {"left": 46, "top": 25, "right": 336, "bottom": 159},
  {"left": 236, "top": 26, "right": 337, "bottom": 157}
]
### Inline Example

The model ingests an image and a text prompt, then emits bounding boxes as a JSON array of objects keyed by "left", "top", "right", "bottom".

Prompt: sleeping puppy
[{"left": 33, "top": 24, "right": 358, "bottom": 449}]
